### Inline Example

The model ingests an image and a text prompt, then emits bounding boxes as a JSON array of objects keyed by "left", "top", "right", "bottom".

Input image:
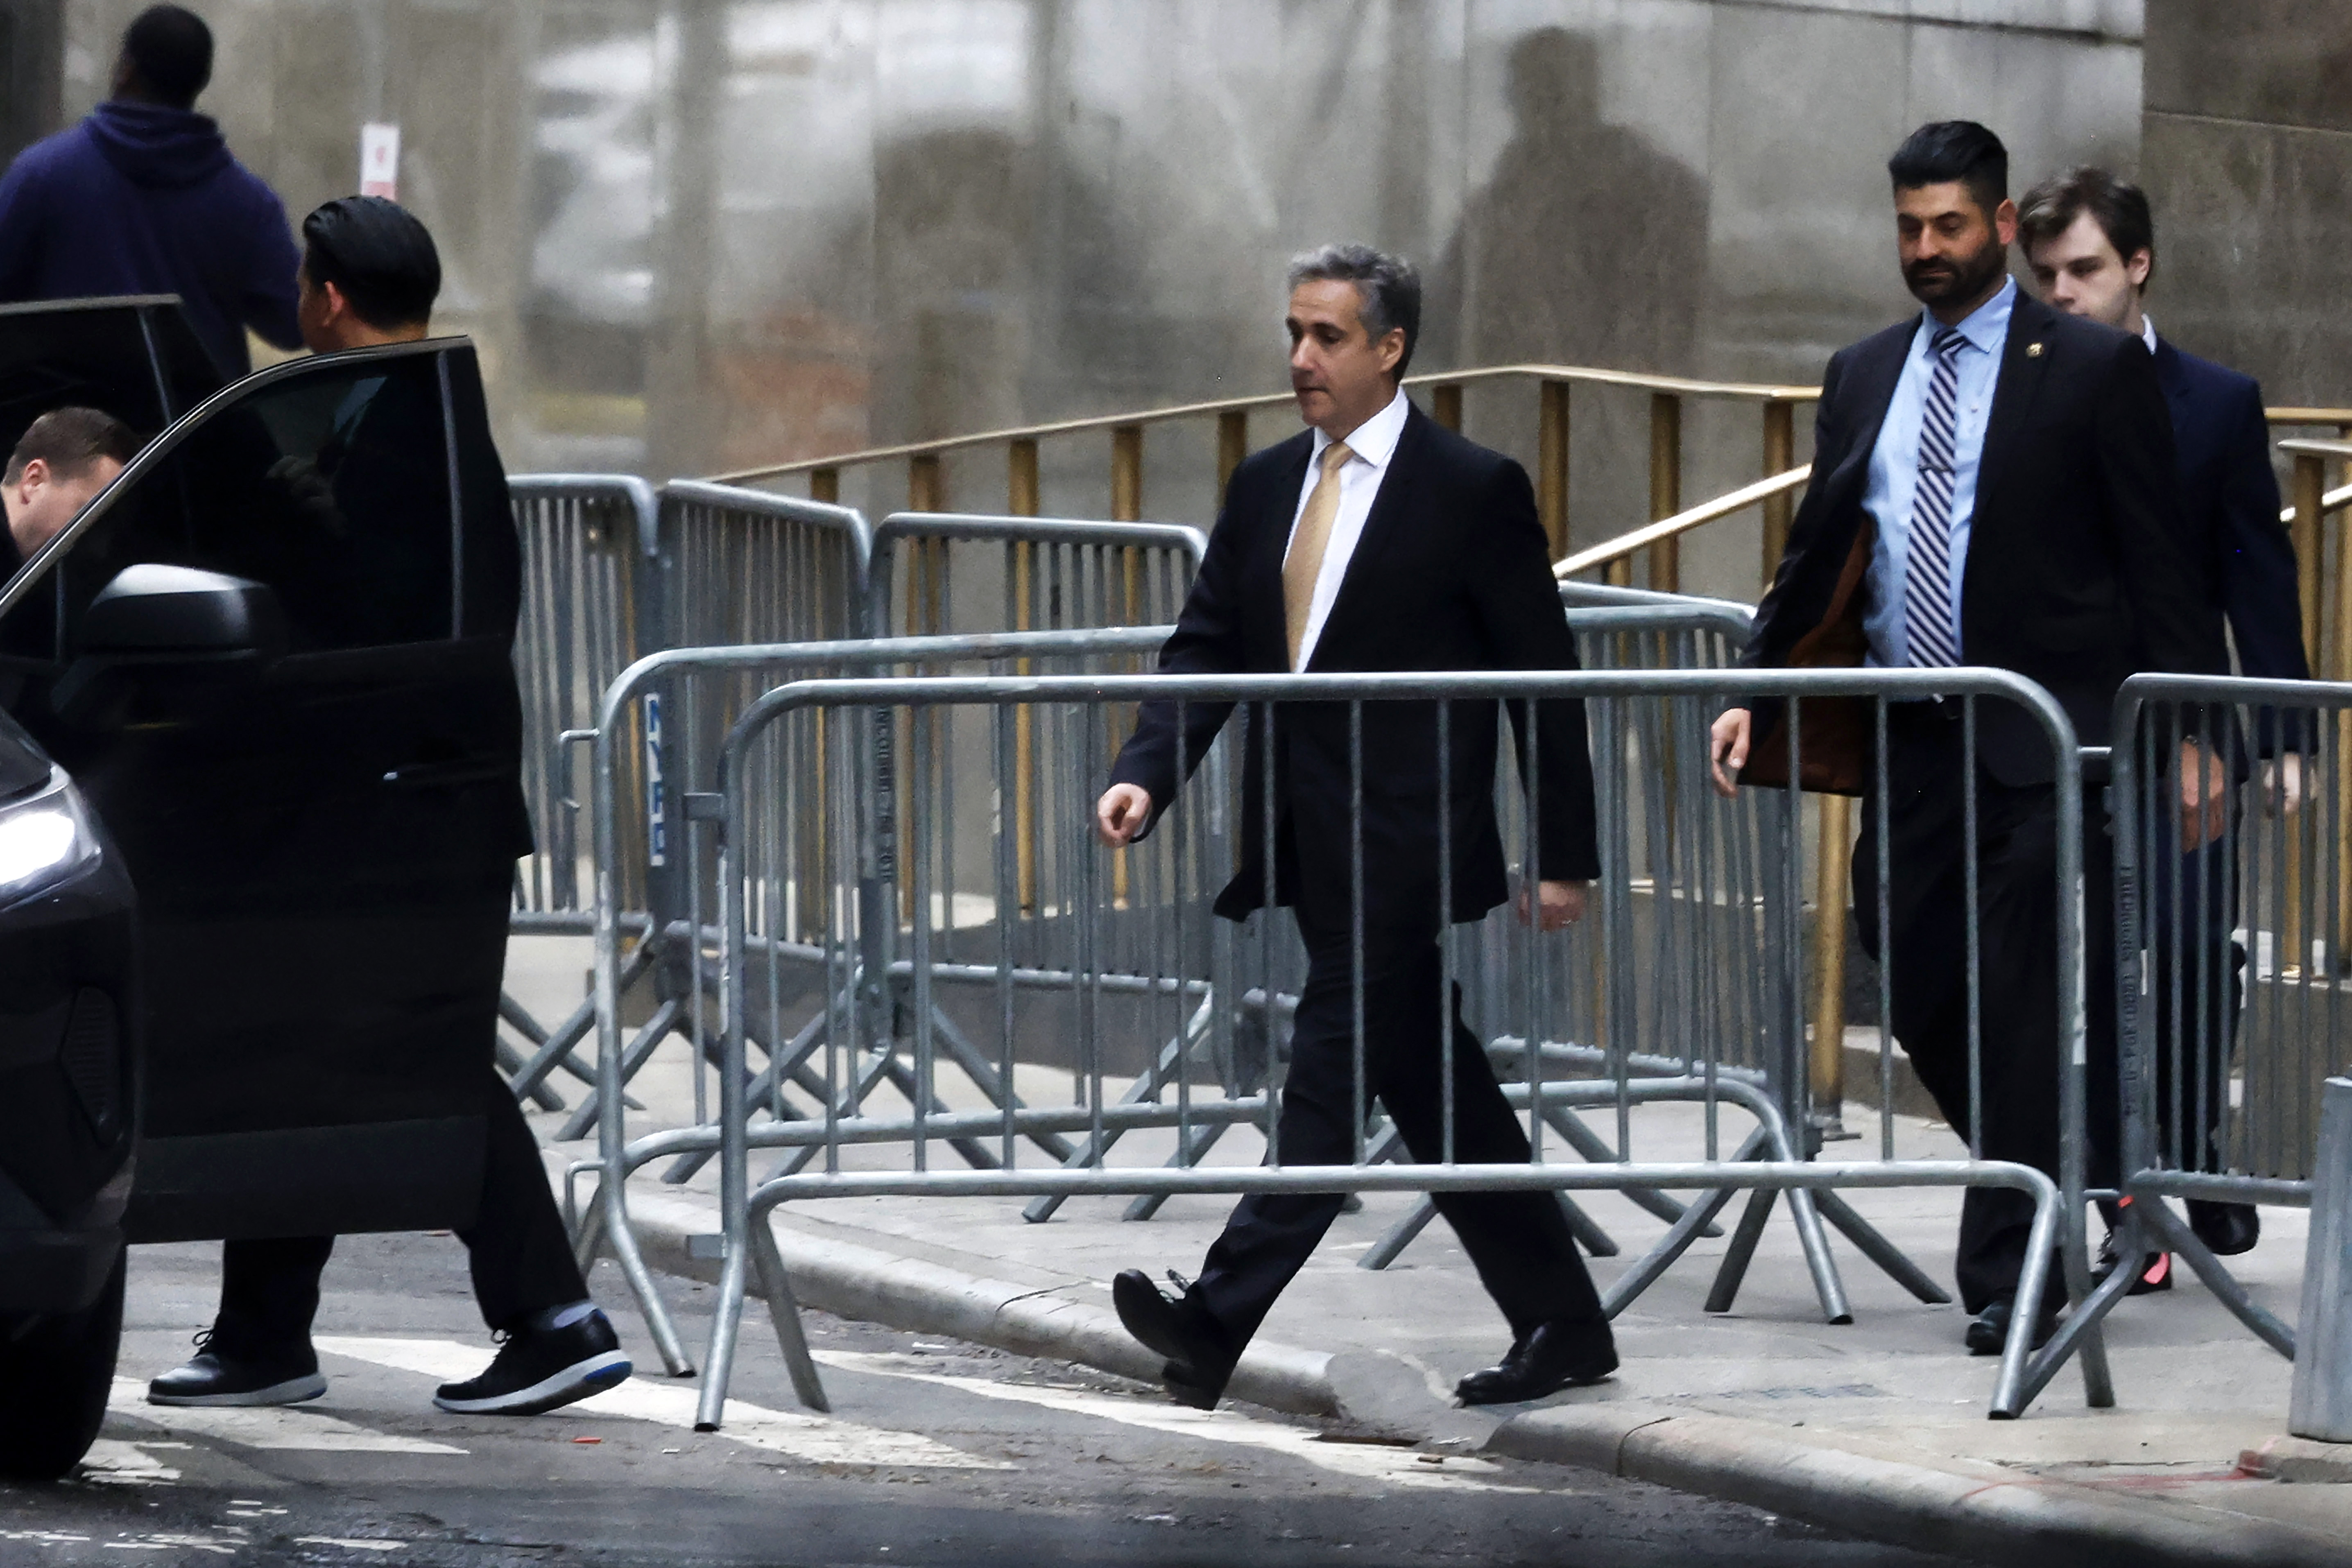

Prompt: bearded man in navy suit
[{"left": 2021, "top": 166, "right": 2306, "bottom": 1287}]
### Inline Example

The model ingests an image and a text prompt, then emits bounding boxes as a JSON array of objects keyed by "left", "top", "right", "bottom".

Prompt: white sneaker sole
[
  {"left": 432, "top": 1350, "right": 631, "bottom": 1416},
  {"left": 147, "top": 1372, "right": 327, "bottom": 1408}
]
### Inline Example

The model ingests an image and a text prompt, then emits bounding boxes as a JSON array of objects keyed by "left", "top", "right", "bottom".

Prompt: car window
[
  {"left": 0, "top": 349, "right": 460, "bottom": 661},
  {"left": 0, "top": 298, "right": 221, "bottom": 460}
]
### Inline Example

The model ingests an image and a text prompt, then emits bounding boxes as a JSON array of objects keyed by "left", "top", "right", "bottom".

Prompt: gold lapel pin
[{"left": 2026, "top": 342, "right": 2044, "bottom": 358}]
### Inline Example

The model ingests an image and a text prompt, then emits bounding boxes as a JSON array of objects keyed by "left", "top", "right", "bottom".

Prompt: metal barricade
[
  {"left": 662, "top": 480, "right": 872, "bottom": 645},
  {"left": 568, "top": 625, "right": 1177, "bottom": 1381},
  {"left": 504, "top": 475, "right": 662, "bottom": 1108},
  {"left": 1345, "top": 588, "right": 1815, "bottom": 1288},
  {"left": 679, "top": 665, "right": 2099, "bottom": 1428},
  {"left": 2096, "top": 673, "right": 2349, "bottom": 1361},
  {"left": 868, "top": 512, "right": 1206, "bottom": 640},
  {"left": 504, "top": 484, "right": 878, "bottom": 1117}
]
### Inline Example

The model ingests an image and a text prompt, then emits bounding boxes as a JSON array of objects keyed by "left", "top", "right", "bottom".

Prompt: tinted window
[
  {"left": 2, "top": 349, "right": 458, "bottom": 659},
  {"left": 0, "top": 298, "right": 221, "bottom": 457}
]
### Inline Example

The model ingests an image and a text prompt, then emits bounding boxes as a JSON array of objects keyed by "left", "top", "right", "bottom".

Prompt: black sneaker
[
  {"left": 432, "top": 1303, "right": 630, "bottom": 1416},
  {"left": 148, "top": 1331, "right": 327, "bottom": 1407}
]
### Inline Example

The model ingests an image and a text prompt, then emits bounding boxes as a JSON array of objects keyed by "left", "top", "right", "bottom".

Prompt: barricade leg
[
  {"left": 1810, "top": 1190, "right": 1951, "bottom": 1303},
  {"left": 558, "top": 997, "right": 684, "bottom": 1141},
  {"left": 1023, "top": 998, "right": 1218, "bottom": 1224},
  {"left": 2143, "top": 1192, "right": 2295, "bottom": 1356},
  {"left": 1990, "top": 1169, "right": 2069, "bottom": 1418},
  {"left": 507, "top": 935, "right": 661, "bottom": 1102},
  {"left": 1703, "top": 1189, "right": 1777, "bottom": 1312},
  {"left": 921, "top": 1004, "right": 1082, "bottom": 1162},
  {"left": 662, "top": 1009, "right": 829, "bottom": 1184},
  {"left": 1539, "top": 1101, "right": 1708, "bottom": 1231},
  {"left": 1601, "top": 1127, "right": 1766, "bottom": 1315},
  {"left": 747, "top": 1211, "right": 829, "bottom": 1412},
  {"left": 495, "top": 1036, "right": 566, "bottom": 1112}
]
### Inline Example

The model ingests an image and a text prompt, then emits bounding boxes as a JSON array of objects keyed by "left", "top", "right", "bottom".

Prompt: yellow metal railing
[
  {"left": 2272, "top": 437, "right": 2352, "bottom": 977},
  {"left": 707, "top": 364, "right": 1820, "bottom": 584}
]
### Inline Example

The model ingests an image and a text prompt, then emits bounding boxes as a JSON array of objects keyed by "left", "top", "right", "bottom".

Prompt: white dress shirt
[
  {"left": 1288, "top": 386, "right": 1410, "bottom": 670},
  {"left": 2141, "top": 312, "right": 2159, "bottom": 355}
]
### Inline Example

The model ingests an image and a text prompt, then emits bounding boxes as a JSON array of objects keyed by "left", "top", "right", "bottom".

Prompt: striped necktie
[{"left": 1902, "top": 326, "right": 1968, "bottom": 668}]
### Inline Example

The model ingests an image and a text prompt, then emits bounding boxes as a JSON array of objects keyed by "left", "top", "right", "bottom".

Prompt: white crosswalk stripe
[
  {"left": 813, "top": 1350, "right": 1553, "bottom": 1493},
  {"left": 315, "top": 1336, "right": 1006, "bottom": 1470},
  {"left": 106, "top": 1379, "right": 465, "bottom": 1455}
]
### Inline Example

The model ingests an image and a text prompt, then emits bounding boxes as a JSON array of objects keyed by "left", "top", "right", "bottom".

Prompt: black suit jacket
[
  {"left": 1109, "top": 402, "right": 1601, "bottom": 930},
  {"left": 2155, "top": 337, "right": 2308, "bottom": 686},
  {"left": 1745, "top": 290, "right": 2227, "bottom": 788}
]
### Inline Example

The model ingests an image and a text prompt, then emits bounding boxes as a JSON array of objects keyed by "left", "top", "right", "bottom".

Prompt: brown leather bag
[{"left": 1739, "top": 523, "right": 1874, "bottom": 797}]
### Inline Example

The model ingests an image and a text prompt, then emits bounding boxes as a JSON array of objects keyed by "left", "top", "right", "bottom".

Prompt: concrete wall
[
  {"left": 51, "top": 0, "right": 2145, "bottom": 601},
  {"left": 2141, "top": 0, "right": 2352, "bottom": 409}
]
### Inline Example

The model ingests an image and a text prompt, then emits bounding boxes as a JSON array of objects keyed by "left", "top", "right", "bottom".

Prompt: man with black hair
[
  {"left": 2022, "top": 166, "right": 2302, "bottom": 1282},
  {"left": 0, "top": 407, "right": 140, "bottom": 569},
  {"left": 147, "top": 197, "right": 632, "bottom": 1419},
  {"left": 0, "top": 5, "right": 301, "bottom": 377},
  {"left": 1707, "top": 122, "right": 2227, "bottom": 1353}
]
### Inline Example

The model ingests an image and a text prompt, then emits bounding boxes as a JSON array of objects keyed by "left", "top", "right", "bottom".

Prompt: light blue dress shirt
[{"left": 1861, "top": 275, "right": 2015, "bottom": 667}]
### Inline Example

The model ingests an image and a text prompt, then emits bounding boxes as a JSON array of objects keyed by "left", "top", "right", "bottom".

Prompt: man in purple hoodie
[{"left": 0, "top": 5, "right": 301, "bottom": 377}]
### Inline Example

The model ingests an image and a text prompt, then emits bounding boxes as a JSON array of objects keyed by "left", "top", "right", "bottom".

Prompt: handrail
[
  {"left": 1556, "top": 465, "right": 1811, "bottom": 581},
  {"left": 706, "top": 362, "right": 1821, "bottom": 486}
]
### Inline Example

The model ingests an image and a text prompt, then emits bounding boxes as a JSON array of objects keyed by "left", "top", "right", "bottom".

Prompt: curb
[
  {"left": 589, "top": 1174, "right": 2348, "bottom": 1568},
  {"left": 617, "top": 1188, "right": 1338, "bottom": 1417},
  {"left": 1487, "top": 1404, "right": 2349, "bottom": 1568}
]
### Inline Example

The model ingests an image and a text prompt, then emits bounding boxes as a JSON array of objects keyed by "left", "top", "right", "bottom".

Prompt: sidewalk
[{"left": 507, "top": 935, "right": 2350, "bottom": 1567}]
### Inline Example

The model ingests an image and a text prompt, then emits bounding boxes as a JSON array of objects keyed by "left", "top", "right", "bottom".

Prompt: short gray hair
[{"left": 1287, "top": 243, "right": 1421, "bottom": 378}]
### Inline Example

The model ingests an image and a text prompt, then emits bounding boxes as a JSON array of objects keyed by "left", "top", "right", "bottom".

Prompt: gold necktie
[{"left": 1284, "top": 440, "right": 1354, "bottom": 669}]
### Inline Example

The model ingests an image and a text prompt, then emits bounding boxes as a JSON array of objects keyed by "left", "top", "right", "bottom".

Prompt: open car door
[
  {"left": 0, "top": 337, "right": 527, "bottom": 1242},
  {"left": 0, "top": 296, "right": 226, "bottom": 455}
]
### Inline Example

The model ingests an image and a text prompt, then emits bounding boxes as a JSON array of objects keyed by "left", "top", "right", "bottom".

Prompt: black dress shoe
[
  {"left": 2189, "top": 1199, "right": 2260, "bottom": 1257},
  {"left": 148, "top": 1332, "right": 326, "bottom": 1407},
  {"left": 2096, "top": 1230, "right": 2173, "bottom": 1295},
  {"left": 1963, "top": 1296, "right": 2060, "bottom": 1357},
  {"left": 1112, "top": 1269, "right": 1236, "bottom": 1410},
  {"left": 1455, "top": 1320, "right": 1617, "bottom": 1406}
]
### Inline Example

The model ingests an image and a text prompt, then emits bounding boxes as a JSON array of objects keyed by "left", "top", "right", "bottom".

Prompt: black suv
[{"left": 0, "top": 299, "right": 527, "bottom": 1477}]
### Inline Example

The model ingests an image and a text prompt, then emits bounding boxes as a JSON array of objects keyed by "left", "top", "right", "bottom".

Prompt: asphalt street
[{"left": 0, "top": 1234, "right": 1974, "bottom": 1568}]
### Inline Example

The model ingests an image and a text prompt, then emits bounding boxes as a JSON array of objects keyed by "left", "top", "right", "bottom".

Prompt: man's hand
[
  {"left": 1709, "top": 708, "right": 1752, "bottom": 798},
  {"left": 1516, "top": 879, "right": 1589, "bottom": 932},
  {"left": 2179, "top": 740, "right": 2229, "bottom": 853},
  {"left": 1096, "top": 783, "right": 1153, "bottom": 847},
  {"left": 2263, "top": 753, "right": 2305, "bottom": 818}
]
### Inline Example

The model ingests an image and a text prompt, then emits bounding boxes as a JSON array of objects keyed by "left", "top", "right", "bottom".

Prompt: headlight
[{"left": 0, "top": 769, "right": 100, "bottom": 902}]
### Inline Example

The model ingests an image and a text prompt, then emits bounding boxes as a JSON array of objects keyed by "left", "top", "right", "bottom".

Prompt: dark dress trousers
[
  {"left": 2130, "top": 339, "right": 2307, "bottom": 1186},
  {"left": 1745, "top": 291, "right": 2227, "bottom": 1312},
  {"left": 1109, "top": 401, "right": 1606, "bottom": 1352}
]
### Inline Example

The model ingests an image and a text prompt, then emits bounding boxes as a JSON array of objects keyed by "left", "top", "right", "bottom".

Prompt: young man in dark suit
[
  {"left": 2022, "top": 166, "right": 2304, "bottom": 1284},
  {"left": 1096, "top": 244, "right": 1612, "bottom": 1410},
  {"left": 1709, "top": 124, "right": 2228, "bottom": 1353}
]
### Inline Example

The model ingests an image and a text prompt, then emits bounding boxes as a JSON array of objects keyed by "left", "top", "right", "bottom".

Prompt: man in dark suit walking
[
  {"left": 2022, "top": 166, "right": 2304, "bottom": 1283},
  {"left": 1709, "top": 123, "right": 2227, "bottom": 1353},
  {"left": 1096, "top": 244, "right": 1613, "bottom": 1410}
]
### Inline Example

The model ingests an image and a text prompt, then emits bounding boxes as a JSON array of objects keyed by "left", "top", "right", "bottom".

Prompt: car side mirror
[
  {"left": 72, "top": 564, "right": 285, "bottom": 658},
  {"left": 54, "top": 565, "right": 285, "bottom": 729}
]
